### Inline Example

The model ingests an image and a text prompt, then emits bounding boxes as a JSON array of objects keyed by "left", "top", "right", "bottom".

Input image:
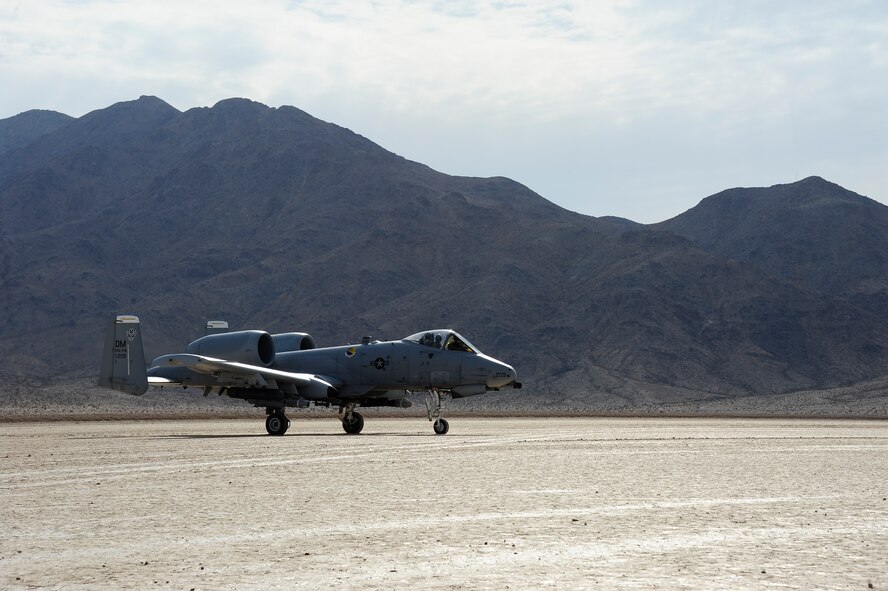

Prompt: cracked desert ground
[{"left": 2, "top": 417, "right": 887, "bottom": 590}]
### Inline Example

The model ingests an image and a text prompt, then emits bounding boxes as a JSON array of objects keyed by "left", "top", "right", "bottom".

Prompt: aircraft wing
[{"left": 152, "top": 354, "right": 340, "bottom": 391}]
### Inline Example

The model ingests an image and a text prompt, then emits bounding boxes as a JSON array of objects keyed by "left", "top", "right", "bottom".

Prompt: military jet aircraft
[{"left": 99, "top": 315, "right": 521, "bottom": 435}]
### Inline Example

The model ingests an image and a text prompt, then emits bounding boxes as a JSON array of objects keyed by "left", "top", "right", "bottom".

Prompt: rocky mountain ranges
[{"left": 2, "top": 96, "right": 887, "bottom": 411}]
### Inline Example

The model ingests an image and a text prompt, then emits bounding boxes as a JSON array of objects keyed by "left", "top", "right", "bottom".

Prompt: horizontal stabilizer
[{"left": 147, "top": 376, "right": 181, "bottom": 386}]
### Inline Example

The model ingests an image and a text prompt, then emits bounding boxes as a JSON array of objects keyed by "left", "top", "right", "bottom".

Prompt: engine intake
[
  {"left": 186, "top": 330, "right": 275, "bottom": 366},
  {"left": 271, "top": 332, "right": 317, "bottom": 352}
]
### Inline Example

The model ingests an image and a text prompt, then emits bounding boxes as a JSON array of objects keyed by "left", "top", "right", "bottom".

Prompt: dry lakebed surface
[{"left": 2, "top": 417, "right": 886, "bottom": 590}]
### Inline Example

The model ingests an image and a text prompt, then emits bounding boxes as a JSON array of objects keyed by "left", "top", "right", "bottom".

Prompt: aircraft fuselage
[{"left": 102, "top": 319, "right": 521, "bottom": 435}]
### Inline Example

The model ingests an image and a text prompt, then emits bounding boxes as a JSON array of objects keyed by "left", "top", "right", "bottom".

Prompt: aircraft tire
[
  {"left": 433, "top": 418, "right": 449, "bottom": 435},
  {"left": 342, "top": 411, "right": 364, "bottom": 435},
  {"left": 266, "top": 412, "right": 289, "bottom": 436}
]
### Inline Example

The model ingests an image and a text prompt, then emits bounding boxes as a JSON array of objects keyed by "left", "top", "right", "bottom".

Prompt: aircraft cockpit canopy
[{"left": 404, "top": 330, "right": 479, "bottom": 354}]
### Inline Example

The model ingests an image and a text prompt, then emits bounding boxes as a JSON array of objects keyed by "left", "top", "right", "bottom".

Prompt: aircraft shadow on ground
[
  {"left": 73, "top": 432, "right": 482, "bottom": 440},
  {"left": 160, "top": 432, "right": 463, "bottom": 439}
]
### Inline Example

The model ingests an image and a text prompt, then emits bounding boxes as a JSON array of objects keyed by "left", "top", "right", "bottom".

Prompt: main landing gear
[
  {"left": 340, "top": 403, "right": 364, "bottom": 435},
  {"left": 426, "top": 389, "right": 450, "bottom": 435},
  {"left": 265, "top": 409, "right": 290, "bottom": 436}
]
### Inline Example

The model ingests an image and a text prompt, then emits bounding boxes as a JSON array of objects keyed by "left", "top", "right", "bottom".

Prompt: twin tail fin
[{"left": 98, "top": 315, "right": 148, "bottom": 395}]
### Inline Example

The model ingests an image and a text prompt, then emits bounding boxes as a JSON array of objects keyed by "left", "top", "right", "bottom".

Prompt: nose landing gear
[
  {"left": 433, "top": 418, "right": 449, "bottom": 435},
  {"left": 425, "top": 389, "right": 451, "bottom": 435}
]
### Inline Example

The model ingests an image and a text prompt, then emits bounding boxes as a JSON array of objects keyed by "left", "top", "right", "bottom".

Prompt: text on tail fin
[{"left": 98, "top": 315, "right": 148, "bottom": 395}]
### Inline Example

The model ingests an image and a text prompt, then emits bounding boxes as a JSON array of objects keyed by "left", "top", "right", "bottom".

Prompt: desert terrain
[{"left": 2, "top": 417, "right": 886, "bottom": 590}]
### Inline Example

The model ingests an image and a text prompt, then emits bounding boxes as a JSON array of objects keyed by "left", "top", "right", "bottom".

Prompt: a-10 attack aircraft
[{"left": 99, "top": 315, "right": 521, "bottom": 435}]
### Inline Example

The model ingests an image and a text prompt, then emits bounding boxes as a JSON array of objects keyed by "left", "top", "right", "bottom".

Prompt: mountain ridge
[
  {"left": 2, "top": 97, "right": 887, "bottom": 411},
  {"left": 657, "top": 176, "right": 888, "bottom": 295},
  {"left": 0, "top": 109, "right": 74, "bottom": 157}
]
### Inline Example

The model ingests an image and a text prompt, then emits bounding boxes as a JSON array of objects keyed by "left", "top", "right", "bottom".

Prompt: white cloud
[{"left": 1, "top": 0, "right": 886, "bottom": 221}]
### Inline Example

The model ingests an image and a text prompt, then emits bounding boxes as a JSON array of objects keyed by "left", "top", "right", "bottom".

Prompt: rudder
[{"left": 98, "top": 315, "right": 148, "bottom": 395}]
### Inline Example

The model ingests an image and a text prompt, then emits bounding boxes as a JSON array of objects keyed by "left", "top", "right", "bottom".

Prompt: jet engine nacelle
[
  {"left": 272, "top": 332, "right": 317, "bottom": 352},
  {"left": 186, "top": 330, "right": 275, "bottom": 366}
]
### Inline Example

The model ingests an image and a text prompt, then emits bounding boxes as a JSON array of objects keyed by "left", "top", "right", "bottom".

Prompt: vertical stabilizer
[
  {"left": 98, "top": 315, "right": 148, "bottom": 395},
  {"left": 205, "top": 320, "right": 229, "bottom": 336}
]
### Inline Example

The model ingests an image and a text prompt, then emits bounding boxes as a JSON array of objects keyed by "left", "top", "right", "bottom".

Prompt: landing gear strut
[
  {"left": 265, "top": 409, "right": 290, "bottom": 436},
  {"left": 340, "top": 403, "right": 364, "bottom": 434},
  {"left": 425, "top": 389, "right": 450, "bottom": 435}
]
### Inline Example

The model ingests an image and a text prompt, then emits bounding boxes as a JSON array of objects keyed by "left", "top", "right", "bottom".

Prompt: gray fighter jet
[{"left": 99, "top": 315, "right": 521, "bottom": 435}]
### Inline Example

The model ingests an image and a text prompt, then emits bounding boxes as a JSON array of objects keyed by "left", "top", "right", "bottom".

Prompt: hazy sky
[{"left": 1, "top": 1, "right": 886, "bottom": 222}]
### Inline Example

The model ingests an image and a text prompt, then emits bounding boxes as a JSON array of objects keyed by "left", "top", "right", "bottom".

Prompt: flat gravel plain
[{"left": 2, "top": 417, "right": 887, "bottom": 590}]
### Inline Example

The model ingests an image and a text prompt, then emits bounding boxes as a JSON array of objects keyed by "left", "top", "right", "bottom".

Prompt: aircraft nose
[
  {"left": 486, "top": 358, "right": 519, "bottom": 389},
  {"left": 507, "top": 365, "right": 520, "bottom": 388}
]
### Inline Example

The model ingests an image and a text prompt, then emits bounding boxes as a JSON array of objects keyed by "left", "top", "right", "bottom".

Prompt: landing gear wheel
[
  {"left": 266, "top": 412, "right": 289, "bottom": 436},
  {"left": 433, "top": 418, "right": 450, "bottom": 435},
  {"left": 426, "top": 389, "right": 450, "bottom": 435},
  {"left": 342, "top": 411, "right": 364, "bottom": 435}
]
